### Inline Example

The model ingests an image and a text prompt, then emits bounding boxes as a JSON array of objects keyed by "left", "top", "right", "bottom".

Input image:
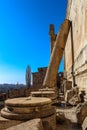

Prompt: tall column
[
  {"left": 49, "top": 24, "right": 57, "bottom": 53},
  {"left": 43, "top": 19, "right": 71, "bottom": 88}
]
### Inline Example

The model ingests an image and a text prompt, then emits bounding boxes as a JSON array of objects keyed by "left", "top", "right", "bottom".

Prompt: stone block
[
  {"left": 0, "top": 115, "right": 22, "bottom": 130},
  {"left": 56, "top": 107, "right": 77, "bottom": 123},
  {"left": 65, "top": 0, "right": 87, "bottom": 93},
  {"left": 0, "top": 97, "right": 56, "bottom": 130},
  {"left": 76, "top": 102, "right": 87, "bottom": 125},
  {"left": 42, "top": 113, "right": 56, "bottom": 130},
  {"left": 6, "top": 119, "right": 44, "bottom": 130},
  {"left": 65, "top": 87, "right": 79, "bottom": 102},
  {"left": 82, "top": 117, "right": 87, "bottom": 130},
  {"left": 64, "top": 81, "right": 72, "bottom": 93},
  {"left": 68, "top": 95, "right": 80, "bottom": 106}
]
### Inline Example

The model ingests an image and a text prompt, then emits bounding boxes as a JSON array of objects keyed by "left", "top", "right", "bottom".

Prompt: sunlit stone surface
[{"left": 1, "top": 97, "right": 56, "bottom": 130}]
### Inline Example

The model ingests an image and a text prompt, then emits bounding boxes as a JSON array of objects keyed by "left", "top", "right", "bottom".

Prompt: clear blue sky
[{"left": 0, "top": 0, "right": 67, "bottom": 84}]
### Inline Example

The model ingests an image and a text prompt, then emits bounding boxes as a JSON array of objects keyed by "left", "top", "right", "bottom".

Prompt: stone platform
[
  {"left": 39, "top": 88, "right": 55, "bottom": 91},
  {"left": 31, "top": 91, "right": 57, "bottom": 103},
  {"left": 0, "top": 97, "right": 56, "bottom": 130}
]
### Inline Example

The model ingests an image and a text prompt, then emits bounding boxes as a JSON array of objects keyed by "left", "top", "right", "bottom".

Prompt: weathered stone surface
[
  {"left": 43, "top": 19, "right": 71, "bottom": 88},
  {"left": 76, "top": 102, "right": 87, "bottom": 125},
  {"left": 65, "top": 87, "right": 79, "bottom": 102},
  {"left": 68, "top": 95, "right": 80, "bottom": 106},
  {"left": 32, "top": 67, "right": 47, "bottom": 88},
  {"left": 56, "top": 112, "right": 66, "bottom": 123},
  {"left": 5, "top": 97, "right": 51, "bottom": 107},
  {"left": 63, "top": 80, "right": 72, "bottom": 95},
  {"left": 65, "top": 0, "right": 87, "bottom": 90},
  {"left": 1, "top": 97, "right": 56, "bottom": 120},
  {"left": 42, "top": 113, "right": 56, "bottom": 130},
  {"left": 82, "top": 117, "right": 87, "bottom": 130},
  {"left": 56, "top": 107, "right": 77, "bottom": 123},
  {"left": 39, "top": 88, "right": 55, "bottom": 91},
  {"left": 6, "top": 119, "right": 44, "bottom": 130},
  {"left": 31, "top": 91, "right": 57, "bottom": 103},
  {"left": 7, "top": 67, "right": 47, "bottom": 98},
  {"left": 8, "top": 87, "right": 26, "bottom": 98},
  {"left": 1, "top": 106, "right": 55, "bottom": 120},
  {"left": 1, "top": 97, "right": 56, "bottom": 130},
  {"left": 49, "top": 24, "right": 57, "bottom": 53},
  {"left": 0, "top": 115, "right": 22, "bottom": 130},
  {"left": 65, "top": 0, "right": 87, "bottom": 70}
]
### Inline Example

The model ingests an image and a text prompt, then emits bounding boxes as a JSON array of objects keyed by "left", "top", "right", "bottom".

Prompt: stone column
[
  {"left": 49, "top": 24, "right": 57, "bottom": 53},
  {"left": 43, "top": 19, "right": 71, "bottom": 88}
]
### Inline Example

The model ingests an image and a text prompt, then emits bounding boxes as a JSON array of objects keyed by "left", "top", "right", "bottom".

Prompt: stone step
[{"left": 1, "top": 106, "right": 55, "bottom": 120}]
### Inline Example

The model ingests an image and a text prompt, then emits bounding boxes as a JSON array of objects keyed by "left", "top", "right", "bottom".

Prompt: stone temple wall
[
  {"left": 64, "top": 0, "right": 87, "bottom": 92},
  {"left": 32, "top": 67, "right": 47, "bottom": 88},
  {"left": 7, "top": 67, "right": 47, "bottom": 98},
  {"left": 8, "top": 87, "right": 26, "bottom": 98}
]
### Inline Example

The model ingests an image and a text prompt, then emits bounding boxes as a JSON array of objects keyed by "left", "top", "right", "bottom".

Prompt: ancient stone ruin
[
  {"left": 1, "top": 97, "right": 56, "bottom": 130},
  {"left": 0, "top": 0, "right": 87, "bottom": 130}
]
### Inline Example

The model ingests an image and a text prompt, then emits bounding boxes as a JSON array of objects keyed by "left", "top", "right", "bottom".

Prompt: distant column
[
  {"left": 43, "top": 19, "right": 71, "bottom": 88},
  {"left": 49, "top": 24, "right": 57, "bottom": 54}
]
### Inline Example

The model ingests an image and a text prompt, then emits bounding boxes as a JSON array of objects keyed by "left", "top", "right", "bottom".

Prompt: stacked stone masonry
[
  {"left": 7, "top": 67, "right": 47, "bottom": 98},
  {"left": 65, "top": 0, "right": 87, "bottom": 92},
  {"left": 32, "top": 67, "right": 47, "bottom": 88}
]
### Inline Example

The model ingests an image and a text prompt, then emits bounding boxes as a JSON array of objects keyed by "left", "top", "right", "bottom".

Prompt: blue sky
[{"left": 0, "top": 0, "right": 67, "bottom": 84}]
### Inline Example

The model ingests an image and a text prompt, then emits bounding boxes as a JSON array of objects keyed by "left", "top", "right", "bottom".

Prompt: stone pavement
[
  {"left": 56, "top": 106, "right": 82, "bottom": 130},
  {"left": 56, "top": 120, "right": 82, "bottom": 130}
]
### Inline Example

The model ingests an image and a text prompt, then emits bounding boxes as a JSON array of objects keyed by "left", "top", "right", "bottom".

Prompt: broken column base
[
  {"left": 0, "top": 97, "right": 56, "bottom": 130},
  {"left": 0, "top": 113, "right": 56, "bottom": 130}
]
